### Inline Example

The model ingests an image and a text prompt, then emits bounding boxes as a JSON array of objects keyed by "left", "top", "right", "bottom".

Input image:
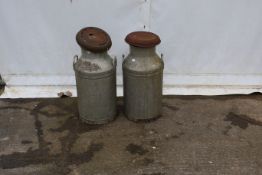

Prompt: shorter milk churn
[
  {"left": 73, "top": 27, "right": 116, "bottom": 124},
  {"left": 123, "top": 31, "right": 164, "bottom": 121}
]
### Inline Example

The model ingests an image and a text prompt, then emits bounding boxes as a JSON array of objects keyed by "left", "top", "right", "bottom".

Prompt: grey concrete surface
[{"left": 0, "top": 95, "right": 262, "bottom": 175}]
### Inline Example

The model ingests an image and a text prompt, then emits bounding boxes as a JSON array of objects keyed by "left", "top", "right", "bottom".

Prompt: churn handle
[
  {"left": 160, "top": 53, "right": 165, "bottom": 69},
  {"left": 73, "top": 55, "right": 79, "bottom": 65},
  {"left": 161, "top": 53, "right": 164, "bottom": 59},
  {"left": 122, "top": 54, "right": 125, "bottom": 63},
  {"left": 113, "top": 56, "right": 117, "bottom": 67}
]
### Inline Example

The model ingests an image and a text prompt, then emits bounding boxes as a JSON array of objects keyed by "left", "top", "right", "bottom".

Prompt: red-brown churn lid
[
  {"left": 125, "top": 31, "right": 161, "bottom": 48},
  {"left": 76, "top": 27, "right": 112, "bottom": 53}
]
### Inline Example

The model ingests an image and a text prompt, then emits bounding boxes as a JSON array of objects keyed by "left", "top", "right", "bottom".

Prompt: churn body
[
  {"left": 123, "top": 31, "right": 164, "bottom": 121},
  {"left": 74, "top": 27, "right": 116, "bottom": 124}
]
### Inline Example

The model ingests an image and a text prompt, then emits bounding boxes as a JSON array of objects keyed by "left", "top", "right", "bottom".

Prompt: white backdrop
[{"left": 1, "top": 0, "right": 262, "bottom": 97}]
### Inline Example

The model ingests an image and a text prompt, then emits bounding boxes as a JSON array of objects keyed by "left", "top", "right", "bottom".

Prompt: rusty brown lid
[
  {"left": 125, "top": 31, "right": 161, "bottom": 48},
  {"left": 76, "top": 27, "right": 112, "bottom": 53}
]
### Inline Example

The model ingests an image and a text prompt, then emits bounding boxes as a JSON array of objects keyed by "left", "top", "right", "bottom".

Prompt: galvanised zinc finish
[
  {"left": 123, "top": 46, "right": 164, "bottom": 121},
  {"left": 74, "top": 50, "right": 116, "bottom": 124}
]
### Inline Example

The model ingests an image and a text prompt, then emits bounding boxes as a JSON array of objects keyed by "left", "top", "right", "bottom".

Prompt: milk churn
[
  {"left": 123, "top": 31, "right": 164, "bottom": 121},
  {"left": 73, "top": 27, "right": 116, "bottom": 124}
]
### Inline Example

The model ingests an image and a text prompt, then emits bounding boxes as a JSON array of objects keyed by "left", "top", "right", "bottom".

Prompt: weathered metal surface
[
  {"left": 123, "top": 34, "right": 164, "bottom": 121},
  {"left": 125, "top": 31, "right": 161, "bottom": 48},
  {"left": 74, "top": 27, "right": 116, "bottom": 124},
  {"left": 76, "top": 27, "right": 112, "bottom": 53}
]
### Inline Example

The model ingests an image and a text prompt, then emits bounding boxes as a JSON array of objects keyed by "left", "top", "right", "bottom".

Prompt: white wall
[{"left": 1, "top": 0, "right": 262, "bottom": 97}]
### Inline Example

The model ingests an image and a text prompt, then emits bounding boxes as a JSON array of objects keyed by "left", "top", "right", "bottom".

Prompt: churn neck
[
  {"left": 81, "top": 48, "right": 108, "bottom": 59},
  {"left": 129, "top": 45, "right": 156, "bottom": 57}
]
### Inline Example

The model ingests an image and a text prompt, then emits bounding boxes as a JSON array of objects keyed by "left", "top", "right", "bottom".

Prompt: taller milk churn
[
  {"left": 123, "top": 31, "right": 164, "bottom": 121},
  {"left": 73, "top": 27, "right": 116, "bottom": 124}
]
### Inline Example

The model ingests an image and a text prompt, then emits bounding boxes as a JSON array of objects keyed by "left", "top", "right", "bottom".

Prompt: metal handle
[
  {"left": 113, "top": 56, "right": 117, "bottom": 67},
  {"left": 73, "top": 55, "right": 79, "bottom": 65},
  {"left": 122, "top": 54, "right": 125, "bottom": 63},
  {"left": 160, "top": 53, "right": 164, "bottom": 69},
  {"left": 161, "top": 53, "right": 164, "bottom": 59}
]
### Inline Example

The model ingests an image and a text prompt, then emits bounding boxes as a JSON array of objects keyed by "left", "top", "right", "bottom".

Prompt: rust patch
[
  {"left": 76, "top": 27, "right": 112, "bottom": 53},
  {"left": 79, "top": 61, "right": 101, "bottom": 72},
  {"left": 125, "top": 31, "right": 161, "bottom": 48}
]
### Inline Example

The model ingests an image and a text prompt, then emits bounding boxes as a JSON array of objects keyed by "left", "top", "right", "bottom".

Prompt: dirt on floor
[{"left": 0, "top": 94, "right": 262, "bottom": 175}]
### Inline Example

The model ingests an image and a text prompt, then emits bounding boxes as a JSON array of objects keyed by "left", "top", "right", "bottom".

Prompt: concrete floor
[{"left": 0, "top": 95, "right": 262, "bottom": 175}]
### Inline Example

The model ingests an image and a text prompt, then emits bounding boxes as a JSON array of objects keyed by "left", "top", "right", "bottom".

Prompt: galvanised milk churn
[
  {"left": 73, "top": 27, "right": 116, "bottom": 124},
  {"left": 123, "top": 31, "right": 164, "bottom": 121}
]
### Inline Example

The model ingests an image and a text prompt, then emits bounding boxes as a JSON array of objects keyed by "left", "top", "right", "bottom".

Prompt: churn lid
[
  {"left": 125, "top": 31, "right": 161, "bottom": 48},
  {"left": 76, "top": 27, "right": 112, "bottom": 53}
]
